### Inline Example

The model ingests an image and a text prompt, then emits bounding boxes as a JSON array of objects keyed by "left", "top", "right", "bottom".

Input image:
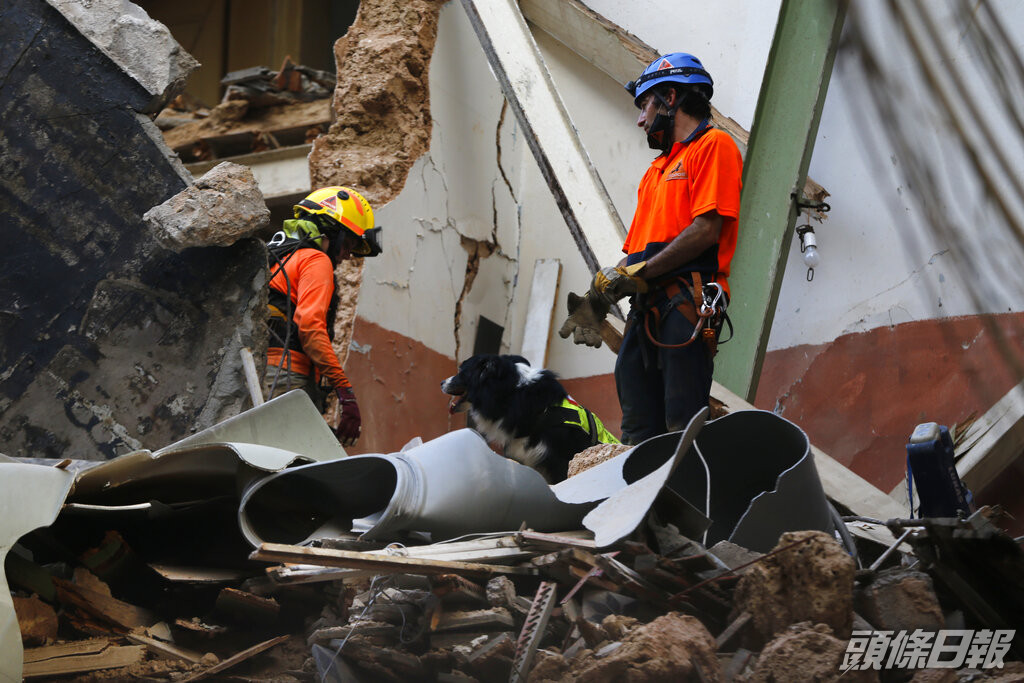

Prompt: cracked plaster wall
[
  {"left": 0, "top": 0, "right": 265, "bottom": 460},
  {"left": 360, "top": 4, "right": 656, "bottom": 381}
]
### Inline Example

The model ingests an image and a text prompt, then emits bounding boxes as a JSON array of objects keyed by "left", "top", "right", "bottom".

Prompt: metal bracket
[
  {"left": 792, "top": 192, "right": 831, "bottom": 214},
  {"left": 509, "top": 581, "right": 558, "bottom": 683}
]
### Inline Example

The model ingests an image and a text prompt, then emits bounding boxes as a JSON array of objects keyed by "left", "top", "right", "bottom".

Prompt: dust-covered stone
[
  {"left": 738, "top": 622, "right": 878, "bottom": 683},
  {"left": 558, "top": 612, "right": 722, "bottom": 682},
  {"left": 144, "top": 162, "right": 270, "bottom": 251},
  {"left": 732, "top": 530, "right": 855, "bottom": 643},
  {"left": 567, "top": 443, "right": 632, "bottom": 478}
]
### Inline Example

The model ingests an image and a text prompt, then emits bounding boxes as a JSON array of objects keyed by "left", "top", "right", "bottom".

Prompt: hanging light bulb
[{"left": 796, "top": 225, "right": 820, "bottom": 280}]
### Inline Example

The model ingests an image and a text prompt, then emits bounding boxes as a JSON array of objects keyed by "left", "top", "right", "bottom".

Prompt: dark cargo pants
[{"left": 614, "top": 292, "right": 714, "bottom": 445}]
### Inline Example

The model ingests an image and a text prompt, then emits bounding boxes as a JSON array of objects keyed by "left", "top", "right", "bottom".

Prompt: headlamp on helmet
[{"left": 625, "top": 53, "right": 713, "bottom": 107}]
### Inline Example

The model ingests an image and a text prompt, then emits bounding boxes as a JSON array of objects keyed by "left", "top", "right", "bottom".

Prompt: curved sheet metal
[
  {"left": 155, "top": 389, "right": 346, "bottom": 461},
  {"left": 68, "top": 442, "right": 327, "bottom": 506},
  {"left": 238, "top": 429, "right": 594, "bottom": 546},
  {"left": 1, "top": 463, "right": 75, "bottom": 682},
  {"left": 668, "top": 410, "right": 834, "bottom": 552},
  {"left": 577, "top": 407, "right": 709, "bottom": 547}
]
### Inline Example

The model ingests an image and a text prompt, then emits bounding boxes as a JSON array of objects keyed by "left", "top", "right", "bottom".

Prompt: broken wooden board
[
  {"left": 148, "top": 563, "right": 249, "bottom": 584},
  {"left": 955, "top": 380, "right": 1024, "bottom": 492},
  {"left": 520, "top": 258, "right": 562, "bottom": 367},
  {"left": 22, "top": 640, "right": 145, "bottom": 679},
  {"left": 53, "top": 577, "right": 155, "bottom": 632},
  {"left": 252, "top": 543, "right": 538, "bottom": 576},
  {"left": 125, "top": 632, "right": 203, "bottom": 664},
  {"left": 431, "top": 607, "right": 515, "bottom": 633},
  {"left": 177, "top": 634, "right": 289, "bottom": 683},
  {"left": 162, "top": 99, "right": 330, "bottom": 161}
]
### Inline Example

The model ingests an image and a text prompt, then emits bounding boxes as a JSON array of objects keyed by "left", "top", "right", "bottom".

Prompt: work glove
[
  {"left": 334, "top": 387, "right": 362, "bottom": 447},
  {"left": 591, "top": 262, "right": 648, "bottom": 304},
  {"left": 558, "top": 291, "right": 610, "bottom": 348}
]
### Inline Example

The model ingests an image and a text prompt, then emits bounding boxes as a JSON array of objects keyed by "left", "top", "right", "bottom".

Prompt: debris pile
[
  {"left": 9, "top": 513, "right": 1024, "bottom": 681},
  {"left": 4, "top": 397, "right": 1023, "bottom": 681},
  {"left": 156, "top": 58, "right": 335, "bottom": 163}
]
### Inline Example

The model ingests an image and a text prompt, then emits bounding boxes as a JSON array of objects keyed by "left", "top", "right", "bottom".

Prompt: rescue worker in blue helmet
[{"left": 561, "top": 53, "right": 743, "bottom": 444}]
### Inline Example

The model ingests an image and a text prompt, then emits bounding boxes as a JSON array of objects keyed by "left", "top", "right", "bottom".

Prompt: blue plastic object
[{"left": 906, "top": 422, "right": 974, "bottom": 518}]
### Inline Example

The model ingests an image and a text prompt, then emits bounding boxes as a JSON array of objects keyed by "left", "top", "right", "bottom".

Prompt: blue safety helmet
[{"left": 625, "top": 53, "right": 714, "bottom": 107}]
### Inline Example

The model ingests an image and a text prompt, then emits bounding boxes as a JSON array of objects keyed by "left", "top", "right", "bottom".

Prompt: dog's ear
[{"left": 479, "top": 355, "right": 501, "bottom": 382}]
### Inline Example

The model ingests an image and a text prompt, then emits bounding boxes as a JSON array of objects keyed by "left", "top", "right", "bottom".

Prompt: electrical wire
[{"left": 692, "top": 442, "right": 712, "bottom": 546}]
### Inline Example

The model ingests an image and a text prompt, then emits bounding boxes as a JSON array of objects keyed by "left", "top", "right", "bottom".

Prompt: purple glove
[{"left": 334, "top": 387, "right": 362, "bottom": 447}]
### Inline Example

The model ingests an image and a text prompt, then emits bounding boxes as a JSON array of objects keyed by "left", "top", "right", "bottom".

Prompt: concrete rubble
[
  {"left": 4, "top": 1, "right": 1024, "bottom": 682},
  {"left": 143, "top": 162, "right": 271, "bottom": 251},
  {"left": 3, "top": 394, "right": 1023, "bottom": 682}
]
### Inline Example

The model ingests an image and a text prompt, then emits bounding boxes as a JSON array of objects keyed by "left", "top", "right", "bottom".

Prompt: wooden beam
[
  {"left": 251, "top": 543, "right": 538, "bottom": 576},
  {"left": 460, "top": 0, "right": 626, "bottom": 274},
  {"left": 520, "top": 259, "right": 562, "bottom": 367},
  {"left": 519, "top": 0, "right": 829, "bottom": 205},
  {"left": 955, "top": 381, "right": 1024, "bottom": 491}
]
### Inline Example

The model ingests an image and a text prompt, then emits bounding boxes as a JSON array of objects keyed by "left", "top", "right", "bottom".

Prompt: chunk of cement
[
  {"left": 144, "top": 162, "right": 271, "bottom": 251},
  {"left": 46, "top": 0, "right": 198, "bottom": 111}
]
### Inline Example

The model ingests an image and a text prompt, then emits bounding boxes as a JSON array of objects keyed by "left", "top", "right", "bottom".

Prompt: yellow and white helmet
[{"left": 293, "top": 186, "right": 382, "bottom": 257}]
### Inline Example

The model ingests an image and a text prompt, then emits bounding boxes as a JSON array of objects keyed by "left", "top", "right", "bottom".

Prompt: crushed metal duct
[
  {"left": 238, "top": 429, "right": 594, "bottom": 546},
  {"left": 669, "top": 409, "right": 834, "bottom": 553},
  {"left": 239, "top": 409, "right": 713, "bottom": 548}
]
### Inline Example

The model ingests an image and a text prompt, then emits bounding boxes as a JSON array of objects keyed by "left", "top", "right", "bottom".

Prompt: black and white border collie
[{"left": 441, "top": 354, "right": 619, "bottom": 483}]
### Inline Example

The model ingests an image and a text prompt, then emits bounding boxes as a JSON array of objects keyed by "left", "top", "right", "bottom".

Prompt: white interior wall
[{"left": 770, "top": 0, "right": 1024, "bottom": 349}]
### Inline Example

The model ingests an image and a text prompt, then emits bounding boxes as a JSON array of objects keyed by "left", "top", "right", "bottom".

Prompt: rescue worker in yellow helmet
[{"left": 264, "top": 186, "right": 383, "bottom": 446}]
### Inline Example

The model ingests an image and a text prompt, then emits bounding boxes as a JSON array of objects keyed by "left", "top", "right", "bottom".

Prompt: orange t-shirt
[
  {"left": 623, "top": 127, "right": 742, "bottom": 295},
  {"left": 266, "top": 248, "right": 351, "bottom": 390}
]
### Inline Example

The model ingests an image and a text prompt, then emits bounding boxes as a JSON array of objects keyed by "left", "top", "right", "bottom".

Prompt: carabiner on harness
[{"left": 700, "top": 281, "right": 725, "bottom": 317}]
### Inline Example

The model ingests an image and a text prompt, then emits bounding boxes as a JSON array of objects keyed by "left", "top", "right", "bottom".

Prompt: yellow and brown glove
[
  {"left": 591, "top": 262, "right": 648, "bottom": 304},
  {"left": 558, "top": 291, "right": 611, "bottom": 348}
]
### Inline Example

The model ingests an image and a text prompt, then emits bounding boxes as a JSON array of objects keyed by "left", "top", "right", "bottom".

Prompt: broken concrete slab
[
  {"left": 855, "top": 568, "right": 945, "bottom": 633},
  {"left": 745, "top": 622, "right": 879, "bottom": 683},
  {"left": 45, "top": 0, "right": 198, "bottom": 112},
  {"left": 144, "top": 162, "right": 271, "bottom": 251},
  {"left": 732, "top": 530, "right": 856, "bottom": 644},
  {"left": 1, "top": 0, "right": 267, "bottom": 462}
]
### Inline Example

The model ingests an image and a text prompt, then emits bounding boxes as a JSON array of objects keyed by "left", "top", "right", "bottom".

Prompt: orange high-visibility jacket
[
  {"left": 623, "top": 128, "right": 743, "bottom": 296},
  {"left": 267, "top": 248, "right": 352, "bottom": 390}
]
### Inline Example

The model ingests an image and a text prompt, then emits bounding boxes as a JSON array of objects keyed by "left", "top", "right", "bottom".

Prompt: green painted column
[{"left": 715, "top": 0, "right": 847, "bottom": 402}]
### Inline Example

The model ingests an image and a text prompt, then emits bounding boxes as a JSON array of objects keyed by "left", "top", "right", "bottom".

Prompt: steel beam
[
  {"left": 714, "top": 0, "right": 846, "bottom": 401},
  {"left": 460, "top": 0, "right": 625, "bottom": 274}
]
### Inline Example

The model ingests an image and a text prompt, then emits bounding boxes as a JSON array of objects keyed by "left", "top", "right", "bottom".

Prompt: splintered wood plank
[
  {"left": 53, "top": 578, "right": 155, "bottom": 631},
  {"left": 22, "top": 642, "right": 145, "bottom": 679},
  {"left": 177, "top": 635, "right": 289, "bottom": 683},
  {"left": 520, "top": 259, "right": 562, "bottom": 367},
  {"left": 124, "top": 633, "right": 204, "bottom": 664},
  {"left": 252, "top": 543, "right": 537, "bottom": 576}
]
